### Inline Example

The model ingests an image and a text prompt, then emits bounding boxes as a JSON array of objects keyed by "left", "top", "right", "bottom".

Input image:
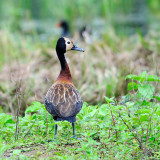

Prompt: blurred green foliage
[{"left": 0, "top": 0, "right": 160, "bottom": 34}]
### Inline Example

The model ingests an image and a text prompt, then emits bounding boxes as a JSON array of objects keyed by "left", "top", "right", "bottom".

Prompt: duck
[
  {"left": 57, "top": 20, "right": 92, "bottom": 43},
  {"left": 44, "top": 37, "right": 84, "bottom": 138},
  {"left": 57, "top": 20, "right": 70, "bottom": 37},
  {"left": 79, "top": 25, "right": 92, "bottom": 44}
]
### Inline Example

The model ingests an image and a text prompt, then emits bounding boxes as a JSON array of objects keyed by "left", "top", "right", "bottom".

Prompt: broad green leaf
[
  {"left": 89, "top": 109, "right": 97, "bottom": 117},
  {"left": 140, "top": 71, "right": 147, "bottom": 77},
  {"left": 147, "top": 75, "right": 160, "bottom": 82},
  {"left": 138, "top": 109, "right": 151, "bottom": 114},
  {"left": 25, "top": 101, "right": 42, "bottom": 114},
  {"left": 0, "top": 113, "right": 13, "bottom": 126},
  {"left": 154, "top": 95, "right": 160, "bottom": 101},
  {"left": 128, "top": 82, "right": 138, "bottom": 91},
  {"left": 132, "top": 117, "right": 139, "bottom": 124},
  {"left": 138, "top": 84, "right": 155, "bottom": 100},
  {"left": 139, "top": 71, "right": 147, "bottom": 82},
  {"left": 32, "top": 101, "right": 42, "bottom": 107},
  {"left": 104, "top": 96, "right": 114, "bottom": 103},
  {"left": 125, "top": 72, "right": 160, "bottom": 83},
  {"left": 140, "top": 114, "right": 149, "bottom": 122},
  {"left": 99, "top": 106, "right": 108, "bottom": 116},
  {"left": 32, "top": 114, "right": 37, "bottom": 120},
  {"left": 156, "top": 109, "right": 160, "bottom": 116},
  {"left": 126, "top": 75, "right": 141, "bottom": 81},
  {"left": 125, "top": 74, "right": 137, "bottom": 80}
]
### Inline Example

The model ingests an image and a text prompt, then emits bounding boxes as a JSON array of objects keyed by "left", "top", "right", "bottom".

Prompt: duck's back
[{"left": 45, "top": 82, "right": 82, "bottom": 122}]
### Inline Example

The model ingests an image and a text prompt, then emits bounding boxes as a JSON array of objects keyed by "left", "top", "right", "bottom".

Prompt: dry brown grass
[{"left": 0, "top": 30, "right": 160, "bottom": 115}]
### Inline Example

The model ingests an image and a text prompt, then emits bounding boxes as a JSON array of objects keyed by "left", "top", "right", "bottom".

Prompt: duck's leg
[
  {"left": 54, "top": 124, "right": 58, "bottom": 138},
  {"left": 72, "top": 122, "right": 75, "bottom": 138}
]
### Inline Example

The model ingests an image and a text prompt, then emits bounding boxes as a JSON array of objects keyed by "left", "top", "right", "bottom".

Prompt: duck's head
[
  {"left": 57, "top": 20, "right": 69, "bottom": 36},
  {"left": 57, "top": 20, "right": 68, "bottom": 29},
  {"left": 56, "top": 37, "right": 84, "bottom": 54}
]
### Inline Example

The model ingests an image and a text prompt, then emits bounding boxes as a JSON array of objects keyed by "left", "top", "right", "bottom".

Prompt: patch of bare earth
[{"left": 2, "top": 144, "right": 51, "bottom": 159}]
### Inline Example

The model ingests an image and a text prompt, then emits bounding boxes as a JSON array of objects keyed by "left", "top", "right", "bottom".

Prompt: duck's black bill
[{"left": 71, "top": 44, "right": 84, "bottom": 52}]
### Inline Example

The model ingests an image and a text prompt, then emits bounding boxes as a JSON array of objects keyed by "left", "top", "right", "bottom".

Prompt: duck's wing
[{"left": 45, "top": 83, "right": 82, "bottom": 118}]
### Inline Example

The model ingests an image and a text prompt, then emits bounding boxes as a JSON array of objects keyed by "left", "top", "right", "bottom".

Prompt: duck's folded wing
[{"left": 45, "top": 83, "right": 82, "bottom": 118}]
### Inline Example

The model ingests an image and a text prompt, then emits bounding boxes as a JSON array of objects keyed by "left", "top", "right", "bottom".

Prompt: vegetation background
[{"left": 0, "top": 0, "right": 160, "bottom": 159}]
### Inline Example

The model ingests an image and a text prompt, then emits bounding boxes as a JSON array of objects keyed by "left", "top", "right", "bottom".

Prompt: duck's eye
[{"left": 67, "top": 41, "right": 70, "bottom": 44}]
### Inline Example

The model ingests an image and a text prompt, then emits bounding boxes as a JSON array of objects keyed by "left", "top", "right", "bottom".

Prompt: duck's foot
[
  {"left": 76, "top": 137, "right": 82, "bottom": 140},
  {"left": 46, "top": 139, "right": 54, "bottom": 143},
  {"left": 72, "top": 135, "right": 82, "bottom": 140}
]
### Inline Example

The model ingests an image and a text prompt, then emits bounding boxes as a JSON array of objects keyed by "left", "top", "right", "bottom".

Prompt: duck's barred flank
[{"left": 45, "top": 83, "right": 82, "bottom": 122}]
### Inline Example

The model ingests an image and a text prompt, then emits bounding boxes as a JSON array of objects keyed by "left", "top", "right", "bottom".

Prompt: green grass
[{"left": 1, "top": 72, "right": 160, "bottom": 159}]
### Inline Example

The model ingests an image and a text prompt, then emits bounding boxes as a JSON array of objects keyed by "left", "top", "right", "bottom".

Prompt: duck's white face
[
  {"left": 62, "top": 37, "right": 84, "bottom": 53},
  {"left": 64, "top": 37, "right": 74, "bottom": 51}
]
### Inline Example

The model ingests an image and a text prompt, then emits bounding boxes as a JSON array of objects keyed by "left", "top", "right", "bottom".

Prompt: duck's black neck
[
  {"left": 63, "top": 29, "right": 69, "bottom": 37},
  {"left": 62, "top": 25, "right": 69, "bottom": 36},
  {"left": 57, "top": 52, "right": 66, "bottom": 70}
]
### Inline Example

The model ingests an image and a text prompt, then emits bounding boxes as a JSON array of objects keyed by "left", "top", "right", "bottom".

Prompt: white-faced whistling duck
[
  {"left": 80, "top": 25, "right": 92, "bottom": 44},
  {"left": 57, "top": 20, "right": 70, "bottom": 37},
  {"left": 57, "top": 20, "right": 91, "bottom": 43},
  {"left": 45, "top": 37, "right": 84, "bottom": 138}
]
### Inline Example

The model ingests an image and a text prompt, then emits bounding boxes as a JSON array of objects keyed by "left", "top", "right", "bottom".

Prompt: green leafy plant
[
  {"left": 1, "top": 72, "right": 160, "bottom": 159},
  {"left": 120, "top": 71, "right": 160, "bottom": 156}
]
